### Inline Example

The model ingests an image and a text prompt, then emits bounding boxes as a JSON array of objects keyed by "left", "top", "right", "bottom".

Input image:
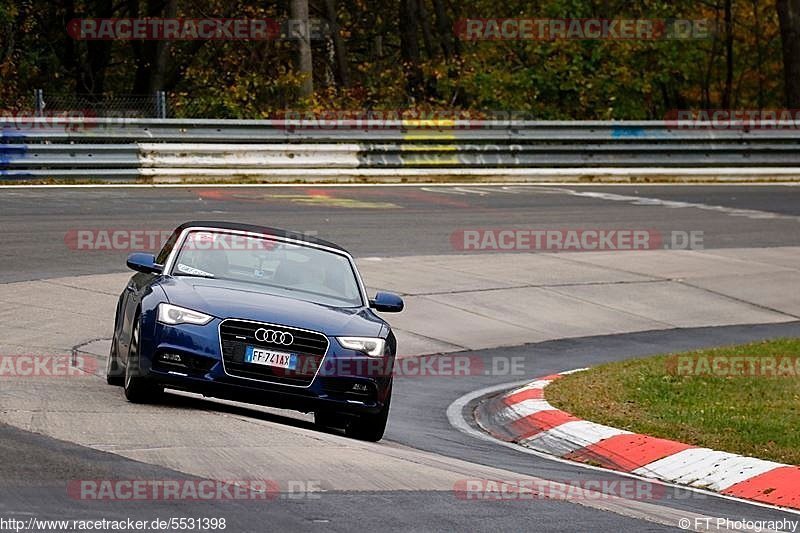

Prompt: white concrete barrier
[{"left": 138, "top": 143, "right": 361, "bottom": 169}]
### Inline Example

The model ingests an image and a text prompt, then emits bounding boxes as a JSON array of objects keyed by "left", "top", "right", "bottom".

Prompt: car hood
[{"left": 158, "top": 276, "right": 384, "bottom": 337}]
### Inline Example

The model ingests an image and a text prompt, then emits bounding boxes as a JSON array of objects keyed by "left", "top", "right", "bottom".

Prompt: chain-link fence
[
  {"left": 32, "top": 89, "right": 296, "bottom": 119},
  {"left": 34, "top": 90, "right": 167, "bottom": 118},
  {"left": 166, "top": 91, "right": 294, "bottom": 119}
]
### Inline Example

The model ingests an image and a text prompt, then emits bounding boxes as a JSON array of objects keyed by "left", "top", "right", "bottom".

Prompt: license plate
[{"left": 245, "top": 346, "right": 297, "bottom": 370}]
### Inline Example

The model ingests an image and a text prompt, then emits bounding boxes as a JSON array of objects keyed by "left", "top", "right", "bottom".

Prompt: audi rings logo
[{"left": 254, "top": 328, "right": 294, "bottom": 346}]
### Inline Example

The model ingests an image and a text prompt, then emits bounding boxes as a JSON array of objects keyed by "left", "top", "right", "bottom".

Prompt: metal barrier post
[
  {"left": 34, "top": 89, "right": 45, "bottom": 117},
  {"left": 156, "top": 91, "right": 167, "bottom": 119}
]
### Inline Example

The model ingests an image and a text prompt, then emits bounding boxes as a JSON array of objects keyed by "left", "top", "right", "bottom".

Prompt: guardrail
[{"left": 2, "top": 118, "right": 800, "bottom": 181}]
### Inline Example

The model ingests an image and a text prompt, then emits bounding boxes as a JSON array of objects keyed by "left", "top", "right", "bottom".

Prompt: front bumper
[{"left": 136, "top": 316, "right": 393, "bottom": 416}]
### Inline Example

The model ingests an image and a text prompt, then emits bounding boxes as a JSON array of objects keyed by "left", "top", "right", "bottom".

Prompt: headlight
[
  {"left": 157, "top": 303, "right": 213, "bottom": 326},
  {"left": 337, "top": 337, "right": 386, "bottom": 356}
]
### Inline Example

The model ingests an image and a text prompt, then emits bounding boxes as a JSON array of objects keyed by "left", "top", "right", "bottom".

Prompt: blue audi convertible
[{"left": 107, "top": 221, "right": 404, "bottom": 441}]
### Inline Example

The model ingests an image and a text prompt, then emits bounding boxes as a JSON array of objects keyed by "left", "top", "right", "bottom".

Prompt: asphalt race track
[
  {"left": 1, "top": 183, "right": 800, "bottom": 532},
  {"left": 1, "top": 184, "right": 799, "bottom": 283}
]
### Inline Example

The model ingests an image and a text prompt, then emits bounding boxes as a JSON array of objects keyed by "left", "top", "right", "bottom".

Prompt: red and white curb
[{"left": 474, "top": 370, "right": 800, "bottom": 511}]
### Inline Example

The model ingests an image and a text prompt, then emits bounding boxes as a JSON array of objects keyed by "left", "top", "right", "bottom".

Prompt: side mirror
[
  {"left": 126, "top": 253, "right": 163, "bottom": 274},
  {"left": 369, "top": 291, "right": 404, "bottom": 313}
]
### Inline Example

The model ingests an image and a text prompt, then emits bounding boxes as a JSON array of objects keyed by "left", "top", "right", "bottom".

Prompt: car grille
[{"left": 219, "top": 319, "right": 329, "bottom": 387}]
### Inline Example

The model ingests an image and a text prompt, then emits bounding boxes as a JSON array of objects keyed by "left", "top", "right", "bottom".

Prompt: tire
[
  {"left": 123, "top": 317, "right": 163, "bottom": 403},
  {"left": 345, "top": 386, "right": 391, "bottom": 442},
  {"left": 106, "top": 338, "right": 124, "bottom": 386}
]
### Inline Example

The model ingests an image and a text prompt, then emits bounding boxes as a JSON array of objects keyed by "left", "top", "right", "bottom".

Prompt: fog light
[
  {"left": 351, "top": 383, "right": 369, "bottom": 392},
  {"left": 160, "top": 353, "right": 183, "bottom": 363}
]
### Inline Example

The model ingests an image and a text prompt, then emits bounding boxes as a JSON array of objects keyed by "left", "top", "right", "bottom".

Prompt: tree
[
  {"left": 399, "top": 0, "right": 423, "bottom": 99},
  {"left": 432, "top": 0, "right": 457, "bottom": 60},
  {"left": 291, "top": 0, "right": 314, "bottom": 98},
  {"left": 79, "top": 0, "right": 115, "bottom": 95},
  {"left": 324, "top": 0, "right": 350, "bottom": 87},
  {"left": 776, "top": 0, "right": 800, "bottom": 107},
  {"left": 0, "top": 0, "right": 792, "bottom": 118},
  {"left": 722, "top": 0, "right": 734, "bottom": 108},
  {"left": 131, "top": 0, "right": 178, "bottom": 93}
]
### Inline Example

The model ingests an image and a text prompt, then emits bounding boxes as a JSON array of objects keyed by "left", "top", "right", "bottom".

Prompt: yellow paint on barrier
[
  {"left": 401, "top": 119, "right": 458, "bottom": 142},
  {"left": 402, "top": 133, "right": 458, "bottom": 141},
  {"left": 400, "top": 144, "right": 458, "bottom": 152},
  {"left": 401, "top": 119, "right": 457, "bottom": 128},
  {"left": 401, "top": 120, "right": 460, "bottom": 164},
  {"left": 398, "top": 142, "right": 460, "bottom": 165}
]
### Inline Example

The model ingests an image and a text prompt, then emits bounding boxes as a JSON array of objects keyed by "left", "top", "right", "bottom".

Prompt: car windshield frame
[{"left": 163, "top": 227, "right": 367, "bottom": 308}]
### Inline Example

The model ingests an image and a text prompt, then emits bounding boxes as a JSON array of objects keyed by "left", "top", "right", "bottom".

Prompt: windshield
[{"left": 170, "top": 230, "right": 363, "bottom": 308}]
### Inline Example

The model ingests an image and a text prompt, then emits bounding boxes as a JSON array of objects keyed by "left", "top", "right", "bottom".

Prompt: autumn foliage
[{"left": 0, "top": 0, "right": 796, "bottom": 119}]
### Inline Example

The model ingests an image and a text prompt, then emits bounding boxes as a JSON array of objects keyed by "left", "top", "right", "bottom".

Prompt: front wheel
[
  {"left": 124, "top": 318, "right": 163, "bottom": 403},
  {"left": 345, "top": 387, "right": 391, "bottom": 442}
]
